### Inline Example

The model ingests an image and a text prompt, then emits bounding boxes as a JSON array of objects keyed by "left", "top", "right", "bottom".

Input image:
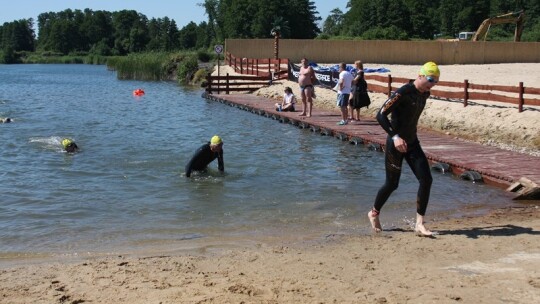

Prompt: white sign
[{"left": 214, "top": 45, "right": 224, "bottom": 54}]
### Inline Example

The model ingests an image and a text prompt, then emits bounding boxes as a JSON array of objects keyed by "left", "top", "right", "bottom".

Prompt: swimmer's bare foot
[
  {"left": 306, "top": 114, "right": 311, "bottom": 118},
  {"left": 414, "top": 214, "right": 433, "bottom": 237},
  {"left": 368, "top": 208, "right": 382, "bottom": 232}
]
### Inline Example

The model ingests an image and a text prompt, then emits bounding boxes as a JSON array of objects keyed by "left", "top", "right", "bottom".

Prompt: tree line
[
  {"left": 0, "top": 0, "right": 321, "bottom": 57},
  {"left": 322, "top": 0, "right": 540, "bottom": 41},
  {"left": 1, "top": 0, "right": 539, "bottom": 60}
]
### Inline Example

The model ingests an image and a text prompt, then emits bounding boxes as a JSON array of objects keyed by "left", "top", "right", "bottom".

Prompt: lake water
[{"left": 0, "top": 64, "right": 516, "bottom": 263}]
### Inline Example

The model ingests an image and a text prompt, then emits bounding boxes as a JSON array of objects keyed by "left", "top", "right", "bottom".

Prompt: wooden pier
[{"left": 203, "top": 93, "right": 540, "bottom": 199}]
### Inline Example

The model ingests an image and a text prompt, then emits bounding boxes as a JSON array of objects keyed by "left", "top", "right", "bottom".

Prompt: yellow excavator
[{"left": 472, "top": 10, "right": 525, "bottom": 42}]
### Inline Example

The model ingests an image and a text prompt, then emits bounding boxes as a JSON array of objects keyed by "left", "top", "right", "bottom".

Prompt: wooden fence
[
  {"left": 225, "top": 52, "right": 289, "bottom": 80},
  {"left": 364, "top": 74, "right": 540, "bottom": 112},
  {"left": 204, "top": 74, "right": 272, "bottom": 94},
  {"left": 208, "top": 53, "right": 540, "bottom": 112},
  {"left": 204, "top": 52, "right": 289, "bottom": 94}
]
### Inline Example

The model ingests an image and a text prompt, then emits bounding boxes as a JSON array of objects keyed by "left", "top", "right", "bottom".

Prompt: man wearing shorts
[{"left": 336, "top": 62, "right": 353, "bottom": 125}]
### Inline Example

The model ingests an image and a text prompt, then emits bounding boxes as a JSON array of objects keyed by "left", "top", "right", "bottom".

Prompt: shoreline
[
  {"left": 1, "top": 205, "right": 538, "bottom": 303},
  {"left": 0, "top": 197, "right": 510, "bottom": 269}
]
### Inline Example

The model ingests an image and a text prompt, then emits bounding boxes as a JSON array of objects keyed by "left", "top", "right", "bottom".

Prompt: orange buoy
[{"left": 133, "top": 89, "right": 145, "bottom": 96}]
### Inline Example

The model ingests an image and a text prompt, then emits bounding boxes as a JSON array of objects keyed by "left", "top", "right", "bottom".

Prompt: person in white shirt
[
  {"left": 336, "top": 62, "right": 354, "bottom": 125},
  {"left": 275, "top": 87, "right": 296, "bottom": 112}
]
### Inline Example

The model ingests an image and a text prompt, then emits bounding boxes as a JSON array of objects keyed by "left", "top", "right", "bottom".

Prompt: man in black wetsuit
[
  {"left": 368, "top": 62, "right": 440, "bottom": 237},
  {"left": 185, "top": 135, "right": 224, "bottom": 177}
]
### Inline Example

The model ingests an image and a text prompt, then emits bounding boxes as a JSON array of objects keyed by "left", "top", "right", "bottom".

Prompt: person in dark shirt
[
  {"left": 185, "top": 135, "right": 224, "bottom": 177},
  {"left": 368, "top": 62, "right": 440, "bottom": 237}
]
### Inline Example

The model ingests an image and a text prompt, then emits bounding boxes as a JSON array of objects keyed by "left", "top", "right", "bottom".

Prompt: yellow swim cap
[
  {"left": 210, "top": 135, "right": 222, "bottom": 145},
  {"left": 62, "top": 138, "right": 72, "bottom": 148},
  {"left": 419, "top": 62, "right": 440, "bottom": 77}
]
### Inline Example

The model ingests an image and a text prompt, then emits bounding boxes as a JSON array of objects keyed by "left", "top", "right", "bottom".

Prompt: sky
[{"left": 0, "top": 0, "right": 349, "bottom": 29}]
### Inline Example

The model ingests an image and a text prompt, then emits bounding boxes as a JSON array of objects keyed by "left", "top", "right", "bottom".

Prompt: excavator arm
[{"left": 472, "top": 10, "right": 525, "bottom": 42}]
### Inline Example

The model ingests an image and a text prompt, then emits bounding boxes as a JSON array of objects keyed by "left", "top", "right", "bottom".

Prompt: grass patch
[{"left": 107, "top": 52, "right": 171, "bottom": 81}]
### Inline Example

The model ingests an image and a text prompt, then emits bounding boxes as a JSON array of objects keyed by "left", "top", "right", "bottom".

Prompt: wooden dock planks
[{"left": 204, "top": 93, "right": 540, "bottom": 198}]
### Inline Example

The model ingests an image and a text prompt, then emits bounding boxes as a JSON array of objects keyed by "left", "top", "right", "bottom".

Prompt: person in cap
[
  {"left": 62, "top": 138, "right": 79, "bottom": 153},
  {"left": 185, "top": 135, "right": 224, "bottom": 177},
  {"left": 368, "top": 61, "right": 440, "bottom": 237}
]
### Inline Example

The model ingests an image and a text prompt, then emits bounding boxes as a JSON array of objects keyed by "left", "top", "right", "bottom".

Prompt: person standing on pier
[
  {"left": 349, "top": 60, "right": 371, "bottom": 121},
  {"left": 368, "top": 61, "right": 440, "bottom": 237},
  {"left": 298, "top": 58, "right": 316, "bottom": 117},
  {"left": 336, "top": 62, "right": 353, "bottom": 125}
]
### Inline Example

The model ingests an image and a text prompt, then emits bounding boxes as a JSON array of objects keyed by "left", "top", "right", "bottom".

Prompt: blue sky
[{"left": 0, "top": 0, "right": 349, "bottom": 29}]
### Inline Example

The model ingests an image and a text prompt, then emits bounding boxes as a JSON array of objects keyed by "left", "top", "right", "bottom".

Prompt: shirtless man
[{"left": 298, "top": 58, "right": 316, "bottom": 117}]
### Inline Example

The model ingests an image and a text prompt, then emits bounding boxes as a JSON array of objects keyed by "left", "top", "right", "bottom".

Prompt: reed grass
[
  {"left": 23, "top": 55, "right": 86, "bottom": 64},
  {"left": 106, "top": 52, "right": 174, "bottom": 81}
]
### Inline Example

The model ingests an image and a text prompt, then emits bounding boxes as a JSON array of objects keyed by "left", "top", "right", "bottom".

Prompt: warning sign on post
[{"left": 214, "top": 45, "right": 223, "bottom": 54}]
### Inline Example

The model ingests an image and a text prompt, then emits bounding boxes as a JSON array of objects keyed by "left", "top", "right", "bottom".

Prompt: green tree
[
  {"left": 146, "top": 18, "right": 163, "bottom": 51},
  {"left": 48, "top": 19, "right": 79, "bottom": 54},
  {"left": 80, "top": 9, "right": 114, "bottom": 51},
  {"left": 195, "top": 21, "right": 212, "bottom": 49},
  {"left": 282, "top": 0, "right": 321, "bottom": 38},
  {"left": 199, "top": 0, "right": 221, "bottom": 44},
  {"left": 322, "top": 8, "right": 344, "bottom": 36},
  {"left": 112, "top": 10, "right": 146, "bottom": 55},
  {"left": 1, "top": 46, "right": 17, "bottom": 63},
  {"left": 178, "top": 21, "right": 199, "bottom": 49},
  {"left": 146, "top": 17, "right": 179, "bottom": 51},
  {"left": 362, "top": 25, "right": 408, "bottom": 40},
  {"left": 341, "top": 0, "right": 376, "bottom": 36},
  {"left": 403, "top": 0, "right": 438, "bottom": 39},
  {"left": 206, "top": 0, "right": 320, "bottom": 40},
  {"left": 0, "top": 19, "right": 35, "bottom": 51}
]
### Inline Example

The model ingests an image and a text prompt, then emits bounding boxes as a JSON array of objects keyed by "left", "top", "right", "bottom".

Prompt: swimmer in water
[
  {"left": 62, "top": 138, "right": 79, "bottom": 153},
  {"left": 185, "top": 135, "right": 224, "bottom": 178}
]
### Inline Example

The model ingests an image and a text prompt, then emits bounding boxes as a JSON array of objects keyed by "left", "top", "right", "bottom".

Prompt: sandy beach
[
  {"left": 1, "top": 206, "right": 539, "bottom": 303},
  {"left": 1, "top": 63, "right": 539, "bottom": 303}
]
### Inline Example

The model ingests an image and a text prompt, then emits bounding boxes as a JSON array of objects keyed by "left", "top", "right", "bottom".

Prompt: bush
[
  {"left": 522, "top": 20, "right": 540, "bottom": 42},
  {"left": 177, "top": 55, "right": 199, "bottom": 84},
  {"left": 84, "top": 55, "right": 108, "bottom": 65},
  {"left": 315, "top": 33, "right": 331, "bottom": 40},
  {"left": 191, "top": 68, "right": 208, "bottom": 84},
  {"left": 1, "top": 47, "right": 17, "bottom": 64},
  {"left": 89, "top": 40, "right": 112, "bottom": 56},
  {"left": 197, "top": 50, "right": 211, "bottom": 62},
  {"left": 362, "top": 26, "right": 409, "bottom": 40}
]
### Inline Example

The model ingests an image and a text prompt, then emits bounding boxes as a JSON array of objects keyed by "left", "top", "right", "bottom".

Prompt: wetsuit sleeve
[
  {"left": 217, "top": 151, "right": 224, "bottom": 172},
  {"left": 376, "top": 87, "right": 406, "bottom": 137}
]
